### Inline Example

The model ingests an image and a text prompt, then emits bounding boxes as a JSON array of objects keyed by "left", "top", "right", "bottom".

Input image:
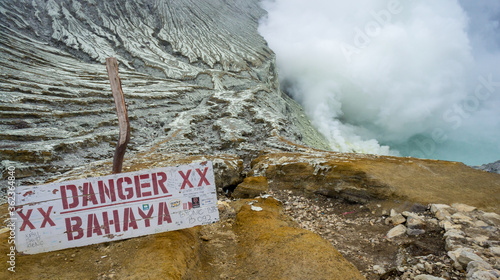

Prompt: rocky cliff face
[{"left": 0, "top": 0, "right": 329, "bottom": 185}]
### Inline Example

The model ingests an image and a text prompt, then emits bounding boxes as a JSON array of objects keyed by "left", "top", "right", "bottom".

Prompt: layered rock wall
[{"left": 0, "top": 0, "right": 329, "bottom": 186}]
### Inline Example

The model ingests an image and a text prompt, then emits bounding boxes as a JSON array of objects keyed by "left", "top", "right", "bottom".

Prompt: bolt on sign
[{"left": 13, "top": 161, "right": 219, "bottom": 254}]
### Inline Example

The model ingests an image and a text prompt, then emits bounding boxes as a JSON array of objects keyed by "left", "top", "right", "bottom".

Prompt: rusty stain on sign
[{"left": 14, "top": 162, "right": 219, "bottom": 254}]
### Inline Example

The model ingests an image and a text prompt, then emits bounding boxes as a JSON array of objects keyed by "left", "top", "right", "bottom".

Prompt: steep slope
[{"left": 0, "top": 0, "right": 330, "bottom": 185}]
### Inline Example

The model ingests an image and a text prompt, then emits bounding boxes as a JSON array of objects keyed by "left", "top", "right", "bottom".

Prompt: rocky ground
[
  {"left": 4, "top": 144, "right": 495, "bottom": 279},
  {"left": 265, "top": 189, "right": 500, "bottom": 280},
  {"left": 1, "top": 196, "right": 367, "bottom": 280},
  {"left": 2, "top": 160, "right": 500, "bottom": 279}
]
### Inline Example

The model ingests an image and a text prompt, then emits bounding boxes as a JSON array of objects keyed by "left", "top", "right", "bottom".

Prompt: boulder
[{"left": 232, "top": 176, "right": 269, "bottom": 198}]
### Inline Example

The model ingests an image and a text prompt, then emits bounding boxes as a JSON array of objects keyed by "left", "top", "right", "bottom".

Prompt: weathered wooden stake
[{"left": 106, "top": 57, "right": 130, "bottom": 174}]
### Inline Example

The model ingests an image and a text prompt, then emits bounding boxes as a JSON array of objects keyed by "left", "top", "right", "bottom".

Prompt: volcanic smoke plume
[{"left": 259, "top": 0, "right": 500, "bottom": 165}]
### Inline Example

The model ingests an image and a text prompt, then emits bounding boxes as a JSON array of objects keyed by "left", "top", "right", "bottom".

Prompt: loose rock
[
  {"left": 489, "top": 246, "right": 500, "bottom": 256},
  {"left": 467, "top": 260, "right": 493, "bottom": 274},
  {"left": 407, "top": 215, "right": 425, "bottom": 229},
  {"left": 372, "top": 264, "right": 386, "bottom": 275},
  {"left": 452, "top": 203, "right": 477, "bottom": 213},
  {"left": 449, "top": 247, "right": 484, "bottom": 270},
  {"left": 468, "top": 270, "right": 498, "bottom": 280},
  {"left": 385, "top": 214, "right": 406, "bottom": 225},
  {"left": 430, "top": 204, "right": 452, "bottom": 214},
  {"left": 424, "top": 261, "right": 433, "bottom": 274},
  {"left": 387, "top": 224, "right": 407, "bottom": 238},
  {"left": 414, "top": 274, "right": 446, "bottom": 280}
]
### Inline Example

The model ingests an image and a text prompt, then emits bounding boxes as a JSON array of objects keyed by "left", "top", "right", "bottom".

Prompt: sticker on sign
[{"left": 14, "top": 161, "right": 219, "bottom": 254}]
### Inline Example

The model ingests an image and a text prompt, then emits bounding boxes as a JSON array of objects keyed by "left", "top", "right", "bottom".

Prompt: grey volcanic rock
[
  {"left": 0, "top": 0, "right": 330, "bottom": 186},
  {"left": 474, "top": 160, "right": 500, "bottom": 174}
]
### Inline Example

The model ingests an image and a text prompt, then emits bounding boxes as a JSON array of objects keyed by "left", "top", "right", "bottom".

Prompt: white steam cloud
[{"left": 259, "top": 0, "right": 500, "bottom": 165}]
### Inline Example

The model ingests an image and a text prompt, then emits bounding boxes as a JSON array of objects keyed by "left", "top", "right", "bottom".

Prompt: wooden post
[{"left": 106, "top": 57, "right": 130, "bottom": 174}]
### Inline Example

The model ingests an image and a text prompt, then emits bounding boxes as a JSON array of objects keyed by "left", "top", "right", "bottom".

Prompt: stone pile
[
  {"left": 266, "top": 187, "right": 499, "bottom": 280},
  {"left": 384, "top": 203, "right": 500, "bottom": 279},
  {"left": 385, "top": 209, "right": 433, "bottom": 238},
  {"left": 432, "top": 203, "right": 500, "bottom": 279}
]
